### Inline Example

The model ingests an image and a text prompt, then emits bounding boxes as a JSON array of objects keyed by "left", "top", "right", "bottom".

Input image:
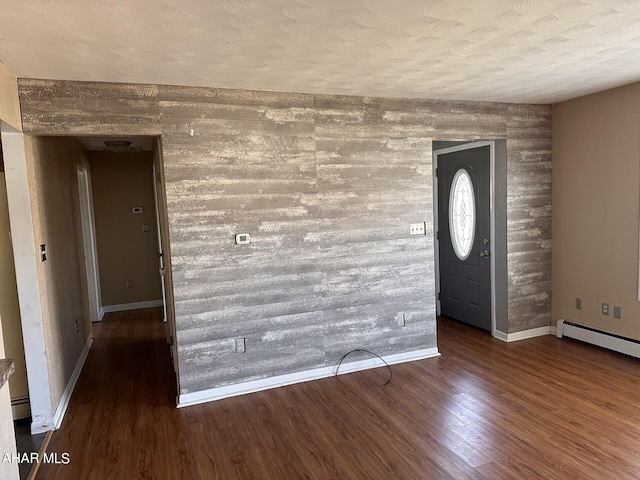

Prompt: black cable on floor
[{"left": 334, "top": 349, "right": 392, "bottom": 386}]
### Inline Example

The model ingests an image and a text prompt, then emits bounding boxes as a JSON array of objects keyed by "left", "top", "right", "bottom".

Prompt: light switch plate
[{"left": 410, "top": 222, "right": 426, "bottom": 235}]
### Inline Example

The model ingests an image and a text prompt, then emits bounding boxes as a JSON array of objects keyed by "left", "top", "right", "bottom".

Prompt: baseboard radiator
[{"left": 557, "top": 319, "right": 640, "bottom": 358}]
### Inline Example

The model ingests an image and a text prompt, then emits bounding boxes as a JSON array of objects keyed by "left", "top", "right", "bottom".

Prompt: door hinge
[
  {"left": 435, "top": 167, "right": 438, "bottom": 177},
  {"left": 437, "top": 292, "right": 441, "bottom": 300},
  {"left": 436, "top": 231, "right": 439, "bottom": 240}
]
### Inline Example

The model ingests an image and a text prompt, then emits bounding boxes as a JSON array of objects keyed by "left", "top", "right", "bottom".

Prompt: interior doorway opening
[
  {"left": 433, "top": 140, "right": 508, "bottom": 338},
  {"left": 0, "top": 130, "right": 178, "bottom": 442}
]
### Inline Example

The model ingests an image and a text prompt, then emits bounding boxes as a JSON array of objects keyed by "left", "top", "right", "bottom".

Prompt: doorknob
[{"left": 480, "top": 249, "right": 490, "bottom": 258}]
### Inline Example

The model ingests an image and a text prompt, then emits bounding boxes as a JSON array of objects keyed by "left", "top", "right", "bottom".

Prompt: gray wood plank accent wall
[
  {"left": 505, "top": 104, "right": 552, "bottom": 331},
  {"left": 17, "top": 79, "right": 551, "bottom": 396}
]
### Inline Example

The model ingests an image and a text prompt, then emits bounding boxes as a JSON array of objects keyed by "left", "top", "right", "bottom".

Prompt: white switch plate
[
  {"left": 410, "top": 222, "right": 426, "bottom": 235},
  {"left": 236, "top": 338, "right": 246, "bottom": 353}
]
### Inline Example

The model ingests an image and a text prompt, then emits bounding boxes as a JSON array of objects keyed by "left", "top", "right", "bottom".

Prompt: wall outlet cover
[{"left": 614, "top": 306, "right": 622, "bottom": 319}]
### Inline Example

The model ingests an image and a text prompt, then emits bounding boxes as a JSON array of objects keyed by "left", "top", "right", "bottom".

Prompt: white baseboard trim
[
  {"left": 30, "top": 419, "right": 53, "bottom": 435},
  {"left": 494, "top": 326, "right": 551, "bottom": 342},
  {"left": 11, "top": 397, "right": 30, "bottom": 420},
  {"left": 550, "top": 325, "right": 557, "bottom": 336},
  {"left": 177, "top": 347, "right": 440, "bottom": 408},
  {"left": 98, "top": 307, "right": 105, "bottom": 321},
  {"left": 493, "top": 330, "right": 508, "bottom": 342},
  {"left": 101, "top": 300, "right": 163, "bottom": 315},
  {"left": 52, "top": 335, "right": 93, "bottom": 430}
]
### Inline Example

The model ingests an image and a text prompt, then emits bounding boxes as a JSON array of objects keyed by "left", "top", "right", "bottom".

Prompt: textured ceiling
[{"left": 1, "top": 0, "right": 640, "bottom": 103}]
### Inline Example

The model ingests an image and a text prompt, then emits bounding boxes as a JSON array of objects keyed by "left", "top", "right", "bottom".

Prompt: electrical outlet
[
  {"left": 142, "top": 224, "right": 149, "bottom": 232},
  {"left": 126, "top": 280, "right": 133, "bottom": 289},
  {"left": 74, "top": 319, "right": 79, "bottom": 333},
  {"left": 397, "top": 313, "right": 406, "bottom": 327},
  {"left": 602, "top": 303, "right": 609, "bottom": 315},
  {"left": 614, "top": 306, "right": 622, "bottom": 319},
  {"left": 575, "top": 297, "right": 582, "bottom": 310},
  {"left": 236, "top": 338, "right": 246, "bottom": 353},
  {"left": 40, "top": 244, "right": 47, "bottom": 262}
]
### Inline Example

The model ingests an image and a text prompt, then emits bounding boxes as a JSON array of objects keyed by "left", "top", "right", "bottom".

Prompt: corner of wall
[{"left": 0, "top": 61, "right": 22, "bottom": 132}]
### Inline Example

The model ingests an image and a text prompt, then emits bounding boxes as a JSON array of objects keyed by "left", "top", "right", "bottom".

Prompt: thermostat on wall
[{"left": 235, "top": 233, "right": 251, "bottom": 245}]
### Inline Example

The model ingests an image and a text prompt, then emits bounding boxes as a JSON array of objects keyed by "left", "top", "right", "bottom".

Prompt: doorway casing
[{"left": 76, "top": 164, "right": 102, "bottom": 323}]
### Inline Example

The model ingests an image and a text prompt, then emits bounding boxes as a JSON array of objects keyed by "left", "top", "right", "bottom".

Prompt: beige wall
[
  {"left": 0, "top": 172, "right": 29, "bottom": 407},
  {"left": 0, "top": 61, "right": 21, "bottom": 131},
  {"left": 89, "top": 151, "right": 161, "bottom": 307},
  {"left": 24, "top": 135, "right": 92, "bottom": 408},
  {"left": 552, "top": 81, "right": 640, "bottom": 339}
]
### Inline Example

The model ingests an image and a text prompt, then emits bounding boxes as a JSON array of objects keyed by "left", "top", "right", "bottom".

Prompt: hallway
[{"left": 37, "top": 308, "right": 178, "bottom": 479}]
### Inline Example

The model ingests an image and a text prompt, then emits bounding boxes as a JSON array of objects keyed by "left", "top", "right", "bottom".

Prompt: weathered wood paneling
[
  {"left": 18, "top": 79, "right": 161, "bottom": 135},
  {"left": 315, "top": 97, "right": 435, "bottom": 365},
  {"left": 17, "top": 79, "right": 552, "bottom": 394},
  {"left": 506, "top": 104, "right": 552, "bottom": 332},
  {"left": 159, "top": 87, "right": 321, "bottom": 391}
]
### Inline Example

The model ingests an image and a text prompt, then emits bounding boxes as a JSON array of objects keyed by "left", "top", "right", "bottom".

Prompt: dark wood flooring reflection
[{"left": 38, "top": 310, "right": 640, "bottom": 479}]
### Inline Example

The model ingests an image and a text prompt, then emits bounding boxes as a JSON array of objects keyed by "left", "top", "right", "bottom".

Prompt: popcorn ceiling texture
[{"left": 1, "top": 0, "right": 640, "bottom": 103}]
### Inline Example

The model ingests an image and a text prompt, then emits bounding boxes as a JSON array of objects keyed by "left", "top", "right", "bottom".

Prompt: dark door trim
[{"left": 434, "top": 140, "right": 505, "bottom": 338}]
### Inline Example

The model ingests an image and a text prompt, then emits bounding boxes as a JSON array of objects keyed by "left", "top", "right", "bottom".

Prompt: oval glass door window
[{"left": 449, "top": 168, "right": 475, "bottom": 260}]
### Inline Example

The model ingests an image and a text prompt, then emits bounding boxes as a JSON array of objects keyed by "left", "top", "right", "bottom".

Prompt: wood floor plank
[{"left": 36, "top": 310, "right": 640, "bottom": 479}]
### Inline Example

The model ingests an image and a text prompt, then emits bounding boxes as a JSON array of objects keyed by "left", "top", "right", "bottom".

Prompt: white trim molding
[
  {"left": 1, "top": 126, "right": 53, "bottom": 436},
  {"left": 31, "top": 335, "right": 92, "bottom": 434},
  {"left": 46, "top": 335, "right": 92, "bottom": 432},
  {"left": 178, "top": 348, "right": 440, "bottom": 408},
  {"left": 494, "top": 330, "right": 508, "bottom": 342},
  {"left": 101, "top": 300, "right": 163, "bottom": 317},
  {"left": 494, "top": 326, "right": 551, "bottom": 343}
]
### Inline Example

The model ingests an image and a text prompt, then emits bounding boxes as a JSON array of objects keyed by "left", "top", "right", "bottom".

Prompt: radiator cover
[{"left": 557, "top": 319, "right": 640, "bottom": 358}]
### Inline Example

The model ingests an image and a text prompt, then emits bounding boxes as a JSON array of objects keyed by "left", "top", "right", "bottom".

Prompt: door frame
[
  {"left": 76, "top": 164, "right": 102, "bottom": 323},
  {"left": 152, "top": 162, "right": 167, "bottom": 324},
  {"left": 433, "top": 140, "right": 503, "bottom": 337}
]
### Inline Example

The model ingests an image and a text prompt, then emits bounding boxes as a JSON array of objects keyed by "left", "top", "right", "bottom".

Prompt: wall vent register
[{"left": 449, "top": 168, "right": 475, "bottom": 260}]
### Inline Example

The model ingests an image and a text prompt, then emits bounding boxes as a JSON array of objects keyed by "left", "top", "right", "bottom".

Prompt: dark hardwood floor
[{"left": 38, "top": 309, "right": 640, "bottom": 479}]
